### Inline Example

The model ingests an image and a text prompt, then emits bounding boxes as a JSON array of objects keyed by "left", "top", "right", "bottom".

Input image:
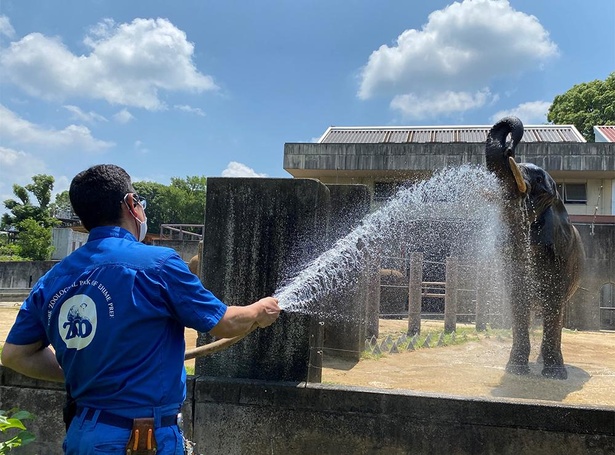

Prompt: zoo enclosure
[{"left": 378, "top": 252, "right": 507, "bottom": 334}]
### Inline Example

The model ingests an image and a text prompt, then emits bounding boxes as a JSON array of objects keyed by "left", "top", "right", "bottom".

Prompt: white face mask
[
  {"left": 137, "top": 216, "right": 148, "bottom": 242},
  {"left": 123, "top": 193, "right": 147, "bottom": 242}
]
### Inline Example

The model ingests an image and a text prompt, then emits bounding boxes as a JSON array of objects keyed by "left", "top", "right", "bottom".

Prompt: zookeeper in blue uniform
[{"left": 1, "top": 164, "right": 281, "bottom": 454}]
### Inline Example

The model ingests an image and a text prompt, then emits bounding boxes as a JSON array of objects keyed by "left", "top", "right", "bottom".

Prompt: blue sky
[{"left": 0, "top": 0, "right": 614, "bottom": 209}]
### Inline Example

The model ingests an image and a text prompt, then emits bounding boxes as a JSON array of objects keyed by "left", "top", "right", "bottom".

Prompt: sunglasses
[{"left": 122, "top": 193, "right": 147, "bottom": 210}]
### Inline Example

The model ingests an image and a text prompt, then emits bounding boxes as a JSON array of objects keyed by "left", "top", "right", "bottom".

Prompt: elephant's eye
[{"left": 536, "top": 176, "right": 544, "bottom": 184}]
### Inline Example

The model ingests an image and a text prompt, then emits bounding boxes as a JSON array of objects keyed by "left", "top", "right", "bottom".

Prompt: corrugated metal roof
[
  {"left": 318, "top": 124, "right": 586, "bottom": 144},
  {"left": 594, "top": 125, "right": 615, "bottom": 142}
]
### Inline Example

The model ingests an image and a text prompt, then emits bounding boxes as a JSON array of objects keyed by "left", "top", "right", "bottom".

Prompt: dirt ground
[
  {"left": 1, "top": 304, "right": 613, "bottom": 408},
  {"left": 322, "top": 319, "right": 615, "bottom": 408}
]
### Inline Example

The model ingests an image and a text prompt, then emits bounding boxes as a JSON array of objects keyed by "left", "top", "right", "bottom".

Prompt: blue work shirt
[{"left": 7, "top": 226, "right": 227, "bottom": 413}]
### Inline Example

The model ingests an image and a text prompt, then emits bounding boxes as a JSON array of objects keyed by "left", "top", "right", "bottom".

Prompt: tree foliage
[
  {"left": 0, "top": 174, "right": 206, "bottom": 261},
  {"left": 1, "top": 174, "right": 58, "bottom": 230},
  {"left": 547, "top": 72, "right": 615, "bottom": 142},
  {"left": 15, "top": 218, "right": 54, "bottom": 261},
  {"left": 49, "top": 190, "right": 72, "bottom": 218},
  {"left": 133, "top": 176, "right": 207, "bottom": 234}
]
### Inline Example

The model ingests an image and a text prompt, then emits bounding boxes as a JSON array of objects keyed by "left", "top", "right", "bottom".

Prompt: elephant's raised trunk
[{"left": 485, "top": 116, "right": 525, "bottom": 197}]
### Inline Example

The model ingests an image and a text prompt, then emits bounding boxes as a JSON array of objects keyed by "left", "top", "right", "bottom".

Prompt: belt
[{"left": 78, "top": 408, "right": 178, "bottom": 429}]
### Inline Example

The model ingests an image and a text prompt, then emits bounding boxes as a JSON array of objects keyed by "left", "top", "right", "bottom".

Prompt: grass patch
[{"left": 366, "top": 324, "right": 512, "bottom": 356}]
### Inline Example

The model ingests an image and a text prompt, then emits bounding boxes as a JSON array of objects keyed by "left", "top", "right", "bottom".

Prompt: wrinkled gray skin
[{"left": 485, "top": 116, "right": 585, "bottom": 380}]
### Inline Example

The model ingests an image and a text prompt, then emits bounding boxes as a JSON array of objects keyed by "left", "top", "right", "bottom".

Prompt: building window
[{"left": 556, "top": 183, "right": 587, "bottom": 204}]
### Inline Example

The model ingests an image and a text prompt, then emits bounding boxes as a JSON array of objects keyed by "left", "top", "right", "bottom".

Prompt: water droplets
[{"left": 274, "top": 165, "right": 507, "bottom": 317}]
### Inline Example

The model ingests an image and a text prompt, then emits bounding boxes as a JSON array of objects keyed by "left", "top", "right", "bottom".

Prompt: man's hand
[
  {"left": 209, "top": 296, "right": 281, "bottom": 338},
  {"left": 254, "top": 297, "right": 281, "bottom": 328}
]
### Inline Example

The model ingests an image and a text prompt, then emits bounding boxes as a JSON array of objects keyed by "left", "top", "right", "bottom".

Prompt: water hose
[{"left": 184, "top": 323, "right": 259, "bottom": 360}]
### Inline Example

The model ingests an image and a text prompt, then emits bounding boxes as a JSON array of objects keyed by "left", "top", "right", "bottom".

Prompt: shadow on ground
[{"left": 491, "top": 363, "right": 591, "bottom": 402}]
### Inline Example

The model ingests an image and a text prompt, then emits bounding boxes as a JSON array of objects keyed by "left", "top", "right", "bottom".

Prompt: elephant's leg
[
  {"left": 540, "top": 302, "right": 567, "bottom": 380},
  {"left": 506, "top": 297, "right": 531, "bottom": 375}
]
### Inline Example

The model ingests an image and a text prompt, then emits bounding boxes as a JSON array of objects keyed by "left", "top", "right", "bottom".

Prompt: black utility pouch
[{"left": 125, "top": 417, "right": 158, "bottom": 455}]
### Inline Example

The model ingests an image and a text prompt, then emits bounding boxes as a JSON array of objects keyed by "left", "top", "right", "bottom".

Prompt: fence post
[
  {"left": 444, "top": 256, "right": 458, "bottom": 333},
  {"left": 475, "top": 261, "right": 487, "bottom": 331},
  {"left": 365, "top": 254, "right": 381, "bottom": 339},
  {"left": 407, "top": 252, "right": 423, "bottom": 336}
]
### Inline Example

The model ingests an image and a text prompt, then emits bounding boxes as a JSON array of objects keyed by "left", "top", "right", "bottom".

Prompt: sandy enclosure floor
[
  {"left": 322, "top": 319, "right": 615, "bottom": 408},
  {"left": 1, "top": 304, "right": 614, "bottom": 408}
]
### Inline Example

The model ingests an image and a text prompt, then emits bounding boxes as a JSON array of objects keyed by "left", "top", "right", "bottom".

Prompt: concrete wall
[
  {"left": 1, "top": 368, "right": 613, "bottom": 455},
  {"left": 322, "top": 184, "right": 371, "bottom": 360},
  {"left": 567, "top": 223, "right": 615, "bottom": 330},
  {"left": 0, "top": 261, "right": 57, "bottom": 289},
  {"left": 284, "top": 142, "right": 615, "bottom": 174},
  {"left": 0, "top": 367, "right": 195, "bottom": 455},
  {"left": 196, "top": 178, "right": 329, "bottom": 382},
  {"left": 0, "top": 240, "right": 199, "bottom": 291}
]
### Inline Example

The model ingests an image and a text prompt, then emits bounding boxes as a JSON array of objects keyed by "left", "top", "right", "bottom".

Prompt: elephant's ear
[{"left": 530, "top": 206, "right": 554, "bottom": 247}]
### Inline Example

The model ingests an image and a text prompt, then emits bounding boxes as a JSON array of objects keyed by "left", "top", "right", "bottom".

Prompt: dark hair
[{"left": 69, "top": 164, "right": 134, "bottom": 231}]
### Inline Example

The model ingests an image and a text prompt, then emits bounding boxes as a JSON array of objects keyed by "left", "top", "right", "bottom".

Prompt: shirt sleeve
[
  {"left": 156, "top": 252, "right": 228, "bottom": 333},
  {"left": 6, "top": 286, "right": 50, "bottom": 346}
]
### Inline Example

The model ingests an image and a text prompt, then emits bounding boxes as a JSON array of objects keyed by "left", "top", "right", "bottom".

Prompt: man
[{"left": 1, "top": 164, "right": 280, "bottom": 454}]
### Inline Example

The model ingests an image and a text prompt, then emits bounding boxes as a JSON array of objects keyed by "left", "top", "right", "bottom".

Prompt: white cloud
[
  {"left": 358, "top": 0, "right": 558, "bottom": 117},
  {"left": 63, "top": 105, "right": 108, "bottom": 123},
  {"left": 221, "top": 162, "right": 268, "bottom": 178},
  {"left": 391, "top": 88, "right": 497, "bottom": 119},
  {"left": 0, "top": 145, "right": 49, "bottom": 206},
  {"left": 174, "top": 104, "right": 205, "bottom": 116},
  {"left": 490, "top": 100, "right": 551, "bottom": 125},
  {"left": 0, "top": 104, "right": 114, "bottom": 152},
  {"left": 0, "top": 15, "right": 15, "bottom": 39},
  {"left": 114, "top": 108, "right": 135, "bottom": 124},
  {"left": 0, "top": 17, "right": 217, "bottom": 110}
]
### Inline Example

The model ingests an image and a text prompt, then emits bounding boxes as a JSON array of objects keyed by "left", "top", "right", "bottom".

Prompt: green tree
[
  {"left": 170, "top": 176, "right": 208, "bottom": 224},
  {"left": 49, "top": 190, "right": 73, "bottom": 218},
  {"left": 15, "top": 218, "right": 53, "bottom": 260},
  {"left": 547, "top": 72, "right": 615, "bottom": 142},
  {"left": 132, "top": 181, "right": 168, "bottom": 235},
  {"left": 133, "top": 176, "right": 207, "bottom": 235},
  {"left": 1, "top": 174, "right": 58, "bottom": 230}
]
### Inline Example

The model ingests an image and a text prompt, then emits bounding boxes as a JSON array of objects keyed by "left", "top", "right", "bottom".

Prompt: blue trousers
[{"left": 63, "top": 408, "right": 184, "bottom": 454}]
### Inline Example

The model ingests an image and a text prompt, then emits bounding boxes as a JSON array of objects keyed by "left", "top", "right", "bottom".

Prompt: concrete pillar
[
  {"left": 407, "top": 252, "right": 423, "bottom": 335},
  {"left": 196, "top": 178, "right": 330, "bottom": 382},
  {"left": 444, "top": 256, "right": 459, "bottom": 333},
  {"left": 322, "top": 184, "right": 371, "bottom": 360}
]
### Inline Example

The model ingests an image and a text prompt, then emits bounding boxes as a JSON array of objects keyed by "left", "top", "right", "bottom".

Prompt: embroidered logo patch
[{"left": 59, "top": 294, "right": 97, "bottom": 350}]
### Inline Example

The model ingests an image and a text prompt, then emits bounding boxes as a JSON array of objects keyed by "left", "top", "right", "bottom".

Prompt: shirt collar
[{"left": 87, "top": 225, "right": 138, "bottom": 242}]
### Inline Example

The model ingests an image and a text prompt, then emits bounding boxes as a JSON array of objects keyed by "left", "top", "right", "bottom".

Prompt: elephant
[{"left": 485, "top": 116, "right": 584, "bottom": 380}]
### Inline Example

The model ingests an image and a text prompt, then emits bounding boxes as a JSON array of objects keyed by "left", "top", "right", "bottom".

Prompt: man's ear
[
  {"left": 123, "top": 194, "right": 139, "bottom": 218},
  {"left": 126, "top": 202, "right": 139, "bottom": 218}
]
